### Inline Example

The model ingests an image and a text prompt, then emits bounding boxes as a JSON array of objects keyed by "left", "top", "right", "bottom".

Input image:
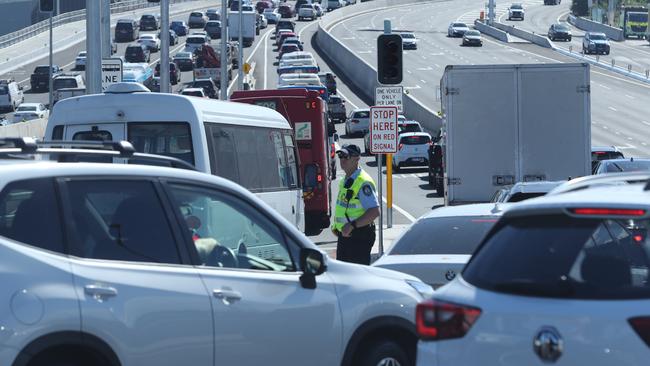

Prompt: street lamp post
[
  {"left": 220, "top": 0, "right": 229, "bottom": 100},
  {"left": 160, "top": 0, "right": 171, "bottom": 93}
]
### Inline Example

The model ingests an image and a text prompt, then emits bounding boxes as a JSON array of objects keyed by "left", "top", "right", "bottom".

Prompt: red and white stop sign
[{"left": 369, "top": 106, "right": 399, "bottom": 154}]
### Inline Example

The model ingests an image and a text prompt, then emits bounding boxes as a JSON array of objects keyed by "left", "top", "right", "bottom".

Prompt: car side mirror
[
  {"left": 334, "top": 133, "right": 339, "bottom": 142},
  {"left": 299, "top": 247, "right": 327, "bottom": 289}
]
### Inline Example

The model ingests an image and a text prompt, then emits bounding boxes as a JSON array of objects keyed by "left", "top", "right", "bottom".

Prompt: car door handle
[
  {"left": 84, "top": 284, "right": 118, "bottom": 299},
  {"left": 213, "top": 289, "right": 242, "bottom": 304}
]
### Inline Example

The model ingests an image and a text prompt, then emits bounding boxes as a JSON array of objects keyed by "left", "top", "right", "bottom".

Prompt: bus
[
  {"left": 44, "top": 82, "right": 304, "bottom": 231},
  {"left": 231, "top": 88, "right": 333, "bottom": 235}
]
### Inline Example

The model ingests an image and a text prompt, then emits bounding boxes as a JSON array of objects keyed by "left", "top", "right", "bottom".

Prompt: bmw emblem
[{"left": 445, "top": 270, "right": 456, "bottom": 281}]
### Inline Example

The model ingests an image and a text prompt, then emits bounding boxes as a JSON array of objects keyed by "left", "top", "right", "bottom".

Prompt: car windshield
[
  {"left": 555, "top": 24, "right": 569, "bottom": 30},
  {"left": 464, "top": 215, "right": 650, "bottom": 299},
  {"left": 78, "top": 52, "right": 86, "bottom": 57},
  {"left": 606, "top": 160, "right": 650, "bottom": 172},
  {"left": 453, "top": 23, "right": 467, "bottom": 27},
  {"left": 590, "top": 34, "right": 606, "bottom": 40},
  {"left": 16, "top": 106, "right": 37, "bottom": 111},
  {"left": 511, "top": 4, "right": 523, "bottom": 9},
  {"left": 401, "top": 33, "right": 415, "bottom": 38},
  {"left": 629, "top": 13, "right": 647, "bottom": 22},
  {"left": 466, "top": 30, "right": 480, "bottom": 36},
  {"left": 390, "top": 216, "right": 499, "bottom": 255}
]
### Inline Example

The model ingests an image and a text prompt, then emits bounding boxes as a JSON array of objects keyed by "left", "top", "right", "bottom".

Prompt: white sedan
[
  {"left": 137, "top": 34, "right": 161, "bottom": 52},
  {"left": 75, "top": 51, "right": 86, "bottom": 70},
  {"left": 263, "top": 9, "right": 281, "bottom": 24},
  {"left": 12, "top": 103, "right": 48, "bottom": 123}
]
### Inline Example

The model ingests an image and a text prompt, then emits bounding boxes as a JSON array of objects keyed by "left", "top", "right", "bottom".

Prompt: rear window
[
  {"left": 400, "top": 135, "right": 430, "bottom": 145},
  {"left": 191, "top": 12, "right": 203, "bottom": 17},
  {"left": 353, "top": 111, "right": 369, "bottom": 118},
  {"left": 34, "top": 66, "right": 51, "bottom": 74},
  {"left": 128, "top": 122, "right": 194, "bottom": 166},
  {"left": 606, "top": 160, "right": 650, "bottom": 173},
  {"left": 463, "top": 215, "right": 650, "bottom": 299},
  {"left": 399, "top": 124, "right": 422, "bottom": 134},
  {"left": 53, "top": 78, "right": 78, "bottom": 90},
  {"left": 506, "top": 192, "right": 546, "bottom": 202},
  {"left": 116, "top": 23, "right": 134, "bottom": 31},
  {"left": 592, "top": 151, "right": 624, "bottom": 161},
  {"left": 141, "top": 15, "right": 155, "bottom": 20},
  {"left": 390, "top": 216, "right": 498, "bottom": 255},
  {"left": 186, "top": 37, "right": 205, "bottom": 44}
]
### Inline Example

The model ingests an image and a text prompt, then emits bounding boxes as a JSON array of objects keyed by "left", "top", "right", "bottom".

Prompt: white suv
[
  {"left": 507, "top": 3, "right": 525, "bottom": 20},
  {"left": 392, "top": 132, "right": 432, "bottom": 172},
  {"left": 0, "top": 139, "right": 431, "bottom": 366},
  {"left": 298, "top": 4, "right": 317, "bottom": 20},
  {"left": 416, "top": 179, "right": 650, "bottom": 365}
]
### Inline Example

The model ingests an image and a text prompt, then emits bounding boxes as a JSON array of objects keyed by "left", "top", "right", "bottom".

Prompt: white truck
[
  {"left": 439, "top": 63, "right": 591, "bottom": 205},
  {"left": 228, "top": 10, "right": 256, "bottom": 47}
]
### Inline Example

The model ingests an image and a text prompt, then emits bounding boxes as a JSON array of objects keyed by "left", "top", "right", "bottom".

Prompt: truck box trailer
[
  {"left": 228, "top": 10, "right": 256, "bottom": 47},
  {"left": 440, "top": 63, "right": 591, "bottom": 205}
]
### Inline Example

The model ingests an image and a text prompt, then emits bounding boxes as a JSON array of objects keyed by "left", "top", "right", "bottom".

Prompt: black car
[
  {"left": 190, "top": 79, "right": 218, "bottom": 99},
  {"left": 139, "top": 14, "right": 159, "bottom": 31},
  {"left": 173, "top": 51, "right": 196, "bottom": 71},
  {"left": 125, "top": 44, "right": 151, "bottom": 63},
  {"left": 592, "top": 158, "right": 650, "bottom": 175},
  {"left": 29, "top": 65, "right": 61, "bottom": 92},
  {"left": 548, "top": 23, "right": 571, "bottom": 41},
  {"left": 115, "top": 19, "right": 139, "bottom": 42},
  {"left": 204, "top": 21, "right": 222, "bottom": 39}
]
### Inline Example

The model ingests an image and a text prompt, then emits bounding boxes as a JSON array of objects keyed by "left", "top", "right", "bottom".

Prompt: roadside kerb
[
  {"left": 492, "top": 21, "right": 553, "bottom": 48},
  {"left": 474, "top": 20, "right": 510, "bottom": 42},
  {"left": 0, "top": 118, "right": 46, "bottom": 138},
  {"left": 567, "top": 15, "right": 624, "bottom": 41},
  {"left": 317, "top": 0, "right": 444, "bottom": 134}
]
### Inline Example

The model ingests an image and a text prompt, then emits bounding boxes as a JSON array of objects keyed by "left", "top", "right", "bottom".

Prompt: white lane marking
[
  {"left": 337, "top": 90, "right": 360, "bottom": 110},
  {"left": 625, "top": 94, "right": 635, "bottom": 99},
  {"left": 406, "top": 70, "right": 412, "bottom": 74},
  {"left": 380, "top": 196, "right": 416, "bottom": 222},
  {"left": 643, "top": 121, "right": 650, "bottom": 126},
  {"left": 603, "top": 125, "right": 609, "bottom": 130},
  {"left": 228, "top": 28, "right": 272, "bottom": 94},
  {"left": 420, "top": 79, "right": 427, "bottom": 83},
  {"left": 609, "top": 106, "right": 618, "bottom": 112},
  {"left": 357, "top": 50, "right": 372, "bottom": 54},
  {"left": 628, "top": 137, "right": 634, "bottom": 141},
  {"left": 598, "top": 83, "right": 611, "bottom": 90},
  {"left": 557, "top": 11, "right": 570, "bottom": 23}
]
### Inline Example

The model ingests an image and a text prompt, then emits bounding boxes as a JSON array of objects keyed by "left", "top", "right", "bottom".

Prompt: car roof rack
[
  {"left": 0, "top": 137, "right": 196, "bottom": 171},
  {"left": 547, "top": 172, "right": 650, "bottom": 196}
]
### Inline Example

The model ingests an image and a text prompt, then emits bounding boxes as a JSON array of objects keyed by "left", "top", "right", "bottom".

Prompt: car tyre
[
  {"left": 360, "top": 339, "right": 410, "bottom": 366},
  {"left": 605, "top": 50, "right": 610, "bottom": 55},
  {"left": 392, "top": 161, "right": 399, "bottom": 172}
]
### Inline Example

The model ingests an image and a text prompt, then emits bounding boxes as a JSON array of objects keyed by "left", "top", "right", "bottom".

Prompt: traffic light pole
[
  {"left": 219, "top": 0, "right": 228, "bottom": 100},
  {"left": 160, "top": 0, "right": 170, "bottom": 93},
  {"left": 86, "top": 0, "right": 102, "bottom": 94}
]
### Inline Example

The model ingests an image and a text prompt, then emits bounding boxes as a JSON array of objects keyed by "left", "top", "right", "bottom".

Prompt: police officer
[{"left": 331, "top": 143, "right": 380, "bottom": 265}]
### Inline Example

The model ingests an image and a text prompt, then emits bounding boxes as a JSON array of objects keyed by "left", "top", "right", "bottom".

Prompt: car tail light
[
  {"left": 416, "top": 299, "right": 481, "bottom": 341},
  {"left": 330, "top": 143, "right": 335, "bottom": 158},
  {"left": 570, "top": 208, "right": 646, "bottom": 217},
  {"left": 319, "top": 89, "right": 325, "bottom": 94},
  {"left": 351, "top": 119, "right": 359, "bottom": 124},
  {"left": 398, "top": 143, "right": 403, "bottom": 151},
  {"left": 629, "top": 317, "right": 650, "bottom": 347},
  {"left": 317, "top": 174, "right": 322, "bottom": 183}
]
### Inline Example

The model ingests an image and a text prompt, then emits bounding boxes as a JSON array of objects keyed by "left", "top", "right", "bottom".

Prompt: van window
[
  {"left": 128, "top": 122, "right": 194, "bottom": 166},
  {"left": 53, "top": 78, "right": 78, "bottom": 90},
  {"left": 205, "top": 123, "right": 295, "bottom": 192}
]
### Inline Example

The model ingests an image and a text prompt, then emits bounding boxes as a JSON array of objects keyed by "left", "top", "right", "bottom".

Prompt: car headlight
[{"left": 406, "top": 280, "right": 434, "bottom": 299}]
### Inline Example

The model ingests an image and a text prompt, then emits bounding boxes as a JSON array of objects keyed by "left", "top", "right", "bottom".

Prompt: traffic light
[
  {"left": 39, "top": 0, "right": 54, "bottom": 13},
  {"left": 377, "top": 34, "right": 403, "bottom": 85}
]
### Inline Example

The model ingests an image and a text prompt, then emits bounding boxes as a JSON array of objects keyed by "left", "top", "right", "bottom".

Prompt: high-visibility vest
[{"left": 331, "top": 170, "right": 376, "bottom": 231}]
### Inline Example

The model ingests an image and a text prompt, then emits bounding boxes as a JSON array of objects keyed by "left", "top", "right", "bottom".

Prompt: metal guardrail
[{"left": 0, "top": 0, "right": 201, "bottom": 50}]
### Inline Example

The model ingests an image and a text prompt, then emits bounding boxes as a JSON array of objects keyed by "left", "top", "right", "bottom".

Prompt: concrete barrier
[
  {"left": 474, "top": 20, "right": 509, "bottom": 42},
  {"left": 492, "top": 21, "right": 553, "bottom": 48},
  {"left": 317, "top": 0, "right": 443, "bottom": 133},
  {"left": 568, "top": 15, "right": 624, "bottom": 41},
  {"left": 0, "top": 118, "right": 46, "bottom": 139}
]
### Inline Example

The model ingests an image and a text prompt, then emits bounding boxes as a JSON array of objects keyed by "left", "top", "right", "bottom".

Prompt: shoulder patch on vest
[{"left": 362, "top": 185, "right": 373, "bottom": 196}]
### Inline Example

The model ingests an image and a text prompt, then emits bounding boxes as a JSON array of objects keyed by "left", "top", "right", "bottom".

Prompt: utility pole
[
  {"left": 220, "top": 1, "right": 228, "bottom": 100},
  {"left": 160, "top": 0, "right": 171, "bottom": 93},
  {"left": 101, "top": 0, "right": 111, "bottom": 58},
  {"left": 86, "top": 0, "right": 102, "bottom": 94},
  {"left": 237, "top": 3, "right": 244, "bottom": 90}
]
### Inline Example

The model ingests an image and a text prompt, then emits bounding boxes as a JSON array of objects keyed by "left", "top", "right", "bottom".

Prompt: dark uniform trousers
[{"left": 336, "top": 224, "right": 376, "bottom": 265}]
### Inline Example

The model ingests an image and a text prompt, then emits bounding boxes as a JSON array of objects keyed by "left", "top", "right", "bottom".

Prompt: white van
[
  {"left": 52, "top": 74, "right": 86, "bottom": 104},
  {"left": 0, "top": 79, "right": 24, "bottom": 111},
  {"left": 45, "top": 82, "right": 305, "bottom": 231}
]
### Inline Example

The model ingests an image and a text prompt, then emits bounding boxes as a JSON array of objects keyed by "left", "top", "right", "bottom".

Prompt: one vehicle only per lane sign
[{"left": 369, "top": 106, "right": 399, "bottom": 154}]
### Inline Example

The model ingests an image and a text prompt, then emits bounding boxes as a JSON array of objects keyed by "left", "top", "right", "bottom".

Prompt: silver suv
[{"left": 0, "top": 139, "right": 431, "bottom": 366}]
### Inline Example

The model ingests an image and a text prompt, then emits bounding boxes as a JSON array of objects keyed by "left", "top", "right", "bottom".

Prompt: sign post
[
  {"left": 101, "top": 58, "right": 123, "bottom": 92},
  {"left": 370, "top": 106, "right": 399, "bottom": 255}
]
